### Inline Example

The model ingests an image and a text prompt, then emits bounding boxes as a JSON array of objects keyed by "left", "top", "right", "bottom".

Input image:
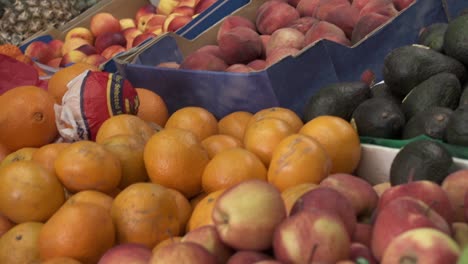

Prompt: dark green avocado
[
  {"left": 458, "top": 82, "right": 468, "bottom": 106},
  {"left": 382, "top": 45, "right": 467, "bottom": 98},
  {"left": 418, "top": 23, "right": 448, "bottom": 52},
  {"left": 370, "top": 82, "right": 402, "bottom": 104},
  {"left": 445, "top": 106, "right": 468, "bottom": 146},
  {"left": 390, "top": 139, "right": 453, "bottom": 186},
  {"left": 444, "top": 14, "right": 468, "bottom": 65},
  {"left": 303, "top": 81, "right": 371, "bottom": 122},
  {"left": 402, "top": 107, "right": 453, "bottom": 140},
  {"left": 351, "top": 97, "right": 405, "bottom": 139}
]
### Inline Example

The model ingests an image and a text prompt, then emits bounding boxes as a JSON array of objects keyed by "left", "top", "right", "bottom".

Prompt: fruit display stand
[{"left": 113, "top": 0, "right": 448, "bottom": 120}]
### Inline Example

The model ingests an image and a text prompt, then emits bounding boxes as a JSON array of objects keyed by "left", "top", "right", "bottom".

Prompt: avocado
[
  {"left": 401, "top": 72, "right": 461, "bottom": 120},
  {"left": 417, "top": 23, "right": 448, "bottom": 52},
  {"left": 390, "top": 139, "right": 453, "bottom": 186},
  {"left": 444, "top": 14, "right": 468, "bottom": 65},
  {"left": 351, "top": 97, "right": 405, "bottom": 139},
  {"left": 382, "top": 45, "right": 467, "bottom": 98},
  {"left": 303, "top": 81, "right": 371, "bottom": 122},
  {"left": 370, "top": 82, "right": 402, "bottom": 104},
  {"left": 458, "top": 82, "right": 468, "bottom": 106},
  {"left": 402, "top": 107, "right": 453, "bottom": 140},
  {"left": 445, "top": 106, "right": 468, "bottom": 146}
]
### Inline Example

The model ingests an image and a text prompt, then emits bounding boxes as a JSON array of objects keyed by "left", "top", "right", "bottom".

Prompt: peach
[
  {"left": 319, "top": 173, "right": 379, "bottom": 218},
  {"left": 141, "top": 14, "right": 167, "bottom": 33},
  {"left": 288, "top": 0, "right": 301, "bottom": 7},
  {"left": 156, "top": 61, "right": 180, "bottom": 69},
  {"left": 59, "top": 50, "right": 87, "bottom": 67},
  {"left": 218, "top": 27, "right": 263, "bottom": 64},
  {"left": 25, "top": 41, "right": 54, "bottom": 64},
  {"left": 442, "top": 169, "right": 468, "bottom": 222},
  {"left": 225, "top": 64, "right": 253, "bottom": 73},
  {"left": 247, "top": 59, "right": 267, "bottom": 71},
  {"left": 227, "top": 251, "right": 272, "bottom": 264},
  {"left": 304, "top": 20, "right": 351, "bottom": 47},
  {"left": 359, "top": 0, "right": 399, "bottom": 19},
  {"left": 314, "top": 3, "right": 360, "bottom": 38},
  {"left": 296, "top": 0, "right": 322, "bottom": 17},
  {"left": 101, "top": 45, "right": 126, "bottom": 60},
  {"left": 48, "top": 39, "right": 64, "bottom": 58},
  {"left": 75, "top": 44, "right": 97, "bottom": 56},
  {"left": 393, "top": 0, "right": 415, "bottom": 10},
  {"left": 265, "top": 28, "right": 304, "bottom": 57},
  {"left": 90, "top": 12, "right": 121, "bottom": 37},
  {"left": 182, "top": 225, "right": 234, "bottom": 263},
  {"left": 172, "top": 6, "right": 195, "bottom": 17},
  {"left": 377, "top": 180, "right": 454, "bottom": 224},
  {"left": 212, "top": 179, "right": 287, "bottom": 251},
  {"left": 273, "top": 210, "right": 350, "bottom": 264},
  {"left": 120, "top": 18, "right": 137, "bottom": 30},
  {"left": 180, "top": 51, "right": 228, "bottom": 71},
  {"left": 352, "top": 223, "right": 373, "bottom": 248},
  {"left": 122, "top": 28, "right": 143, "bottom": 50},
  {"left": 177, "top": 0, "right": 198, "bottom": 8},
  {"left": 371, "top": 197, "right": 451, "bottom": 261},
  {"left": 65, "top": 27, "right": 94, "bottom": 45},
  {"left": 217, "top": 16, "right": 257, "bottom": 43},
  {"left": 287, "top": 16, "right": 318, "bottom": 34},
  {"left": 352, "top": 0, "right": 372, "bottom": 10},
  {"left": 350, "top": 243, "right": 378, "bottom": 264},
  {"left": 84, "top": 54, "right": 108, "bottom": 67},
  {"left": 195, "top": 45, "right": 225, "bottom": 60},
  {"left": 265, "top": 47, "right": 299, "bottom": 66},
  {"left": 98, "top": 243, "right": 152, "bottom": 264},
  {"left": 132, "top": 33, "right": 157, "bottom": 48},
  {"left": 135, "top": 4, "right": 157, "bottom": 22},
  {"left": 163, "top": 14, "right": 192, "bottom": 32},
  {"left": 255, "top": 1, "right": 300, "bottom": 35},
  {"left": 195, "top": 0, "right": 217, "bottom": 14},
  {"left": 149, "top": 242, "right": 218, "bottom": 264},
  {"left": 62, "top": 38, "right": 90, "bottom": 55},
  {"left": 352, "top": 13, "right": 391, "bottom": 44},
  {"left": 290, "top": 187, "right": 357, "bottom": 238},
  {"left": 94, "top": 32, "right": 127, "bottom": 53},
  {"left": 46, "top": 57, "right": 62, "bottom": 68},
  {"left": 381, "top": 228, "right": 460, "bottom": 264}
]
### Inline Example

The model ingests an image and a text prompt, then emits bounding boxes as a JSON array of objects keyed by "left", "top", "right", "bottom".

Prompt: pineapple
[{"left": 0, "top": 0, "right": 99, "bottom": 45}]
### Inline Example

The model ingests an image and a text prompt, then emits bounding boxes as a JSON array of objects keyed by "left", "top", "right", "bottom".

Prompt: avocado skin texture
[
  {"left": 351, "top": 97, "right": 405, "bottom": 139},
  {"left": 418, "top": 23, "right": 448, "bottom": 53},
  {"left": 383, "top": 45, "right": 467, "bottom": 98},
  {"left": 303, "top": 81, "right": 371, "bottom": 122},
  {"left": 445, "top": 106, "right": 468, "bottom": 147},
  {"left": 401, "top": 72, "right": 461, "bottom": 120},
  {"left": 402, "top": 107, "right": 453, "bottom": 140},
  {"left": 370, "top": 82, "right": 402, "bottom": 104},
  {"left": 444, "top": 14, "right": 468, "bottom": 66},
  {"left": 458, "top": 82, "right": 468, "bottom": 106},
  {"left": 390, "top": 140, "right": 453, "bottom": 186}
]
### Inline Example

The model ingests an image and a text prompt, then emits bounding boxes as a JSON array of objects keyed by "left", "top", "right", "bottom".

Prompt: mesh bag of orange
[{"left": 55, "top": 70, "right": 139, "bottom": 142}]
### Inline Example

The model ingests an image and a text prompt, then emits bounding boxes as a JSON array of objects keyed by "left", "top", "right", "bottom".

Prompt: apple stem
[
  {"left": 307, "top": 243, "right": 319, "bottom": 263},
  {"left": 399, "top": 255, "right": 417, "bottom": 264}
]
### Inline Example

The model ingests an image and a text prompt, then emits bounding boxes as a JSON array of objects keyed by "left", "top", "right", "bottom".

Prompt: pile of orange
[{"left": 0, "top": 63, "right": 363, "bottom": 262}]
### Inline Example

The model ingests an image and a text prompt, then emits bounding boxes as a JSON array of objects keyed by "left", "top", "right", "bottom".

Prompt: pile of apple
[
  {"left": 22, "top": 0, "right": 217, "bottom": 68},
  {"left": 98, "top": 170, "right": 468, "bottom": 263},
  {"left": 157, "top": 0, "right": 415, "bottom": 73}
]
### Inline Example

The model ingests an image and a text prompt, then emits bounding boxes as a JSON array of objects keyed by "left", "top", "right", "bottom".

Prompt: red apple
[
  {"left": 212, "top": 179, "right": 286, "bottom": 251},
  {"left": 135, "top": 4, "right": 157, "bottom": 22},
  {"left": 351, "top": 223, "right": 373, "bottom": 248},
  {"left": 122, "top": 28, "right": 143, "bottom": 50},
  {"left": 84, "top": 54, "right": 108, "bottom": 67},
  {"left": 120, "top": 18, "right": 137, "bottom": 30},
  {"left": 273, "top": 210, "right": 350, "bottom": 264},
  {"left": 59, "top": 50, "right": 87, "bottom": 67},
  {"left": 90, "top": 12, "right": 121, "bottom": 37},
  {"left": 132, "top": 33, "right": 157, "bottom": 48},
  {"left": 349, "top": 243, "right": 378, "bottom": 264},
  {"left": 48, "top": 39, "right": 64, "bottom": 58},
  {"left": 98, "top": 243, "right": 152, "bottom": 264},
  {"left": 100, "top": 45, "right": 126, "bottom": 60},
  {"left": 149, "top": 241, "right": 218, "bottom": 264},
  {"left": 172, "top": 6, "right": 195, "bottom": 17},
  {"left": 94, "top": 32, "right": 126, "bottom": 54},
  {"left": 226, "top": 251, "right": 272, "bottom": 264},
  {"left": 381, "top": 228, "right": 460, "bottom": 264},
  {"left": 75, "top": 44, "right": 97, "bottom": 56},
  {"left": 65, "top": 27, "right": 94, "bottom": 45},
  {"left": 62, "top": 38, "right": 90, "bottom": 55},
  {"left": 371, "top": 197, "right": 451, "bottom": 261},
  {"left": 144, "top": 14, "right": 167, "bottom": 33},
  {"left": 195, "top": 0, "right": 217, "bottom": 14},
  {"left": 182, "top": 225, "right": 234, "bottom": 263},
  {"left": 442, "top": 169, "right": 468, "bottom": 222},
  {"left": 46, "top": 57, "right": 62, "bottom": 68},
  {"left": 163, "top": 14, "right": 192, "bottom": 32},
  {"left": 25, "top": 41, "right": 54, "bottom": 64},
  {"left": 157, "top": 0, "right": 180, "bottom": 15}
]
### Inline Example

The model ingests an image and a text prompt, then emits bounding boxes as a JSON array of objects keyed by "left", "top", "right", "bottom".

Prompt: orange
[
  {"left": 31, "top": 143, "right": 70, "bottom": 174},
  {"left": 54, "top": 141, "right": 121, "bottom": 194},
  {"left": 0, "top": 161, "right": 65, "bottom": 223},
  {"left": 48, "top": 62, "right": 98, "bottom": 104},
  {"left": 166, "top": 188, "right": 193, "bottom": 236},
  {"left": 186, "top": 189, "right": 225, "bottom": 232},
  {"left": 201, "top": 134, "right": 243, "bottom": 159},
  {"left": 143, "top": 128, "right": 210, "bottom": 198},
  {"left": 95, "top": 114, "right": 156, "bottom": 144},
  {"left": 38, "top": 202, "right": 115, "bottom": 264},
  {"left": 100, "top": 134, "right": 149, "bottom": 189},
  {"left": 243, "top": 117, "right": 295, "bottom": 166},
  {"left": 281, "top": 183, "right": 318, "bottom": 214},
  {"left": 202, "top": 147, "right": 267, "bottom": 193},
  {"left": 218, "top": 111, "right": 253, "bottom": 141},
  {"left": 299, "top": 115, "right": 361, "bottom": 174},
  {"left": 164, "top": 106, "right": 218, "bottom": 141},
  {"left": 190, "top": 192, "right": 208, "bottom": 209},
  {"left": 0, "top": 86, "right": 58, "bottom": 152},
  {"left": 111, "top": 183, "right": 179, "bottom": 248},
  {"left": 152, "top": 236, "right": 183, "bottom": 254},
  {"left": 0, "top": 222, "right": 43, "bottom": 264},
  {"left": 0, "top": 213, "right": 14, "bottom": 238},
  {"left": 268, "top": 134, "right": 332, "bottom": 192},
  {"left": 0, "top": 147, "right": 38, "bottom": 168},
  {"left": 248, "top": 107, "right": 304, "bottom": 132},
  {"left": 65, "top": 190, "right": 114, "bottom": 212},
  {"left": 135, "top": 88, "right": 169, "bottom": 127},
  {"left": 41, "top": 257, "right": 83, "bottom": 264}
]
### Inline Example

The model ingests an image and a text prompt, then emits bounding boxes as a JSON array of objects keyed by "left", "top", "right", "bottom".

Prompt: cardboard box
[{"left": 114, "top": 0, "right": 448, "bottom": 119}]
